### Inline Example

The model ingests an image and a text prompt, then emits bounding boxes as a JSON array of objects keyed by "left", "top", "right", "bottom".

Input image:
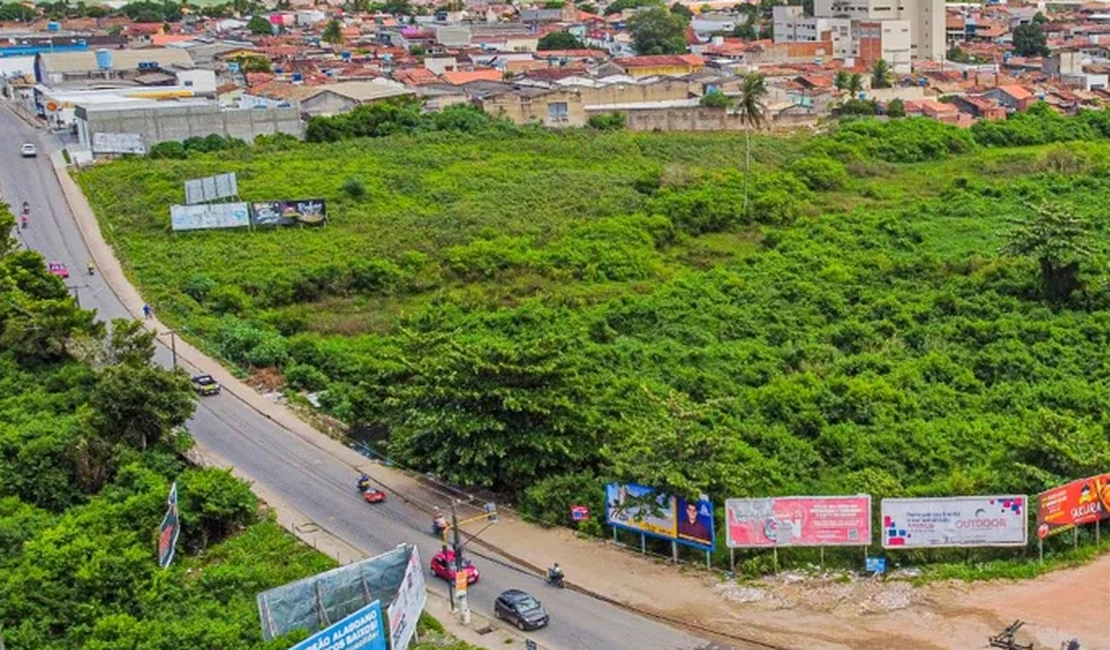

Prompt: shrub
[
  {"left": 148, "top": 141, "right": 187, "bottom": 159},
  {"left": 972, "top": 102, "right": 1098, "bottom": 147},
  {"left": 587, "top": 111, "right": 627, "bottom": 131},
  {"left": 206, "top": 284, "right": 251, "bottom": 315},
  {"left": 788, "top": 156, "right": 849, "bottom": 191},
  {"left": 832, "top": 118, "right": 977, "bottom": 162},
  {"left": 343, "top": 176, "right": 367, "bottom": 200},
  {"left": 284, "top": 362, "right": 330, "bottom": 392}
]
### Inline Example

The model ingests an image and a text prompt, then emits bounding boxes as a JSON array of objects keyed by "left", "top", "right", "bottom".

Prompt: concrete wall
[
  {"left": 301, "top": 92, "right": 358, "bottom": 117},
  {"left": 601, "top": 106, "right": 750, "bottom": 131},
  {"left": 81, "top": 104, "right": 304, "bottom": 145}
]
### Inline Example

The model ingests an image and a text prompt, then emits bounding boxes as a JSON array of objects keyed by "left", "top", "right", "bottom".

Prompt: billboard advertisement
[
  {"left": 287, "top": 600, "right": 386, "bottom": 650},
  {"left": 170, "top": 203, "right": 251, "bottom": 231},
  {"left": 92, "top": 132, "right": 145, "bottom": 155},
  {"left": 387, "top": 546, "right": 426, "bottom": 650},
  {"left": 1037, "top": 474, "right": 1110, "bottom": 538},
  {"left": 251, "top": 199, "right": 328, "bottom": 227},
  {"left": 157, "top": 482, "right": 179, "bottom": 568},
  {"left": 184, "top": 172, "right": 239, "bottom": 205},
  {"left": 605, "top": 483, "right": 715, "bottom": 551},
  {"left": 882, "top": 496, "right": 1028, "bottom": 549},
  {"left": 725, "top": 496, "right": 871, "bottom": 548}
]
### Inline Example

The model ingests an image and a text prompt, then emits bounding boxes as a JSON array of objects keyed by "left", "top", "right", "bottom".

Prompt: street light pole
[{"left": 450, "top": 500, "right": 470, "bottom": 625}]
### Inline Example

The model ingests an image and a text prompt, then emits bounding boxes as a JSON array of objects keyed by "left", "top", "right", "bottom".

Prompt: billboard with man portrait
[{"left": 605, "top": 483, "right": 715, "bottom": 551}]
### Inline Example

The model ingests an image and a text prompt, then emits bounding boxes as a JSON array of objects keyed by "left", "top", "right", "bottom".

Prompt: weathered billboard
[
  {"left": 184, "top": 172, "right": 239, "bottom": 205},
  {"left": 1037, "top": 474, "right": 1110, "bottom": 538},
  {"left": 882, "top": 496, "right": 1028, "bottom": 549},
  {"left": 170, "top": 202, "right": 251, "bottom": 231},
  {"left": 387, "top": 546, "right": 426, "bottom": 650},
  {"left": 725, "top": 496, "right": 871, "bottom": 548},
  {"left": 92, "top": 132, "right": 145, "bottom": 155},
  {"left": 250, "top": 199, "right": 327, "bottom": 227},
  {"left": 605, "top": 483, "right": 715, "bottom": 551}
]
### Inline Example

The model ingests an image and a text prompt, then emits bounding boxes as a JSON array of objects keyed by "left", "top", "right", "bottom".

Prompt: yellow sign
[{"left": 454, "top": 570, "right": 468, "bottom": 595}]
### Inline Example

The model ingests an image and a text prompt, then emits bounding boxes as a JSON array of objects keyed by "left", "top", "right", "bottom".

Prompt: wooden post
[{"left": 729, "top": 548, "right": 735, "bottom": 575}]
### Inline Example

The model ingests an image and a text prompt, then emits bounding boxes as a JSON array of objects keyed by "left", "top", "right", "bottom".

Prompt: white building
[{"left": 812, "top": 0, "right": 943, "bottom": 61}]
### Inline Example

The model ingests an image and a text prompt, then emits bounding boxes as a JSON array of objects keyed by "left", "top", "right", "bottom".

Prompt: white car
[{"left": 20, "top": 143, "right": 37, "bottom": 158}]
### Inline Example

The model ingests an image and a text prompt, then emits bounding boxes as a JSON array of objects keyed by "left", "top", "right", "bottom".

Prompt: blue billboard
[
  {"left": 287, "top": 600, "right": 386, "bottom": 650},
  {"left": 605, "top": 483, "right": 715, "bottom": 551}
]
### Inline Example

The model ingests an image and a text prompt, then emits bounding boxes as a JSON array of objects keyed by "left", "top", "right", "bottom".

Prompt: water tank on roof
[
  {"left": 95, "top": 49, "right": 112, "bottom": 70},
  {"left": 47, "top": 21, "right": 60, "bottom": 32},
  {"left": 341, "top": 50, "right": 351, "bottom": 61},
  {"left": 292, "top": 72, "right": 303, "bottom": 82}
]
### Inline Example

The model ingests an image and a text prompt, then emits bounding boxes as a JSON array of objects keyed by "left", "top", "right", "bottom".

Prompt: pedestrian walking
[{"left": 142, "top": 304, "right": 152, "bottom": 320}]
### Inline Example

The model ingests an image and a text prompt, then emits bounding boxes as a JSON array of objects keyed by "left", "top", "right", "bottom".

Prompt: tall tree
[
  {"left": 870, "top": 58, "right": 892, "bottom": 89},
  {"left": 321, "top": 17, "right": 344, "bottom": 45},
  {"left": 845, "top": 72, "right": 863, "bottom": 97},
  {"left": 833, "top": 69, "right": 850, "bottom": 94},
  {"left": 735, "top": 72, "right": 768, "bottom": 214},
  {"left": 1001, "top": 202, "right": 1095, "bottom": 303},
  {"left": 246, "top": 13, "right": 272, "bottom": 35},
  {"left": 538, "top": 31, "right": 585, "bottom": 50},
  {"left": 1012, "top": 22, "right": 1049, "bottom": 57},
  {"left": 627, "top": 5, "right": 687, "bottom": 55}
]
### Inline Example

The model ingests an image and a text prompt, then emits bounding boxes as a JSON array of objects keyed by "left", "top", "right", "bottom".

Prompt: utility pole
[
  {"left": 66, "top": 283, "right": 86, "bottom": 308},
  {"left": 451, "top": 500, "right": 470, "bottom": 625},
  {"left": 168, "top": 330, "right": 178, "bottom": 369}
]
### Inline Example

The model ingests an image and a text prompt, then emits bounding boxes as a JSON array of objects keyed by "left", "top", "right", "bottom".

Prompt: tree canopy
[
  {"left": 627, "top": 5, "right": 688, "bottom": 55},
  {"left": 538, "top": 31, "right": 586, "bottom": 50},
  {"left": 1013, "top": 22, "right": 1050, "bottom": 57}
]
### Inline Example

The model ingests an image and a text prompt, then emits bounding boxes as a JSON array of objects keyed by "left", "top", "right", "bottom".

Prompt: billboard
[
  {"left": 1037, "top": 474, "right": 1110, "bottom": 538},
  {"left": 157, "top": 481, "right": 180, "bottom": 569},
  {"left": 251, "top": 199, "right": 328, "bottom": 227},
  {"left": 882, "top": 496, "right": 1028, "bottom": 549},
  {"left": 605, "top": 483, "right": 714, "bottom": 551},
  {"left": 725, "top": 496, "right": 871, "bottom": 548},
  {"left": 184, "top": 172, "right": 239, "bottom": 205},
  {"left": 287, "top": 600, "right": 386, "bottom": 650},
  {"left": 387, "top": 546, "right": 426, "bottom": 650},
  {"left": 170, "top": 202, "right": 251, "bottom": 231},
  {"left": 92, "top": 132, "right": 145, "bottom": 155}
]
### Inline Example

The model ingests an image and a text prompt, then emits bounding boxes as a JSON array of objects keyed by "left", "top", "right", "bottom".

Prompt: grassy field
[{"left": 78, "top": 120, "right": 1110, "bottom": 572}]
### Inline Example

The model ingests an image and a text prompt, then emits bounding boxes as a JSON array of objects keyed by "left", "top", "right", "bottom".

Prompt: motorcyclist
[
  {"left": 357, "top": 473, "right": 372, "bottom": 491},
  {"left": 87, "top": 260, "right": 95, "bottom": 275},
  {"left": 20, "top": 214, "right": 27, "bottom": 228},
  {"left": 547, "top": 562, "right": 564, "bottom": 582},
  {"left": 433, "top": 513, "right": 448, "bottom": 535},
  {"left": 21, "top": 202, "right": 28, "bottom": 215}
]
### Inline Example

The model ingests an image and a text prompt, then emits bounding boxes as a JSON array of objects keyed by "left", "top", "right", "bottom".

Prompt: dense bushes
[
  {"left": 305, "top": 99, "right": 517, "bottom": 142},
  {"left": 826, "top": 117, "right": 977, "bottom": 162},
  {"left": 972, "top": 102, "right": 1099, "bottom": 147},
  {"left": 148, "top": 134, "right": 246, "bottom": 159}
]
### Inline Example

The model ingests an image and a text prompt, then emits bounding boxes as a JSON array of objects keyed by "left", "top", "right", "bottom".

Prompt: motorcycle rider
[
  {"left": 87, "top": 260, "right": 95, "bottom": 275},
  {"left": 357, "top": 473, "right": 372, "bottom": 491},
  {"left": 547, "top": 562, "right": 564, "bottom": 583},
  {"left": 21, "top": 202, "right": 28, "bottom": 215},
  {"left": 433, "top": 512, "right": 448, "bottom": 536}
]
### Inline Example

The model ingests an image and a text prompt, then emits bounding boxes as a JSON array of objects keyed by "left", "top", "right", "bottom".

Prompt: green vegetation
[
  {"left": 538, "top": 31, "right": 586, "bottom": 50},
  {"left": 79, "top": 109, "right": 1110, "bottom": 572},
  {"left": 627, "top": 5, "right": 688, "bottom": 55},
  {"left": 0, "top": 204, "right": 470, "bottom": 647}
]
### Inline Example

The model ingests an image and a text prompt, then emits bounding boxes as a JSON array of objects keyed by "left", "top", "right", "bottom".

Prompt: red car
[
  {"left": 48, "top": 262, "right": 69, "bottom": 279},
  {"left": 430, "top": 550, "right": 480, "bottom": 585}
]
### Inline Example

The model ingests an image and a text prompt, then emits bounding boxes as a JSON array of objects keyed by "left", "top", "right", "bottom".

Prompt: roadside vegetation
[
  {"left": 78, "top": 108, "right": 1110, "bottom": 573},
  {"left": 0, "top": 206, "right": 465, "bottom": 648}
]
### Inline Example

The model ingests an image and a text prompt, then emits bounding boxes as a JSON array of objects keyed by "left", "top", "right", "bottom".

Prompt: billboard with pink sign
[{"left": 725, "top": 496, "right": 872, "bottom": 548}]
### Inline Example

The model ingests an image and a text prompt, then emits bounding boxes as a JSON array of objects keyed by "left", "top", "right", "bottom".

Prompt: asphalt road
[{"left": 0, "top": 104, "right": 726, "bottom": 650}]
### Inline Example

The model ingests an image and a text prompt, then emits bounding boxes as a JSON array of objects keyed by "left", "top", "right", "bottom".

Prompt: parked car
[
  {"left": 47, "top": 262, "right": 68, "bottom": 279},
  {"left": 494, "top": 589, "right": 549, "bottom": 631},
  {"left": 190, "top": 374, "right": 221, "bottom": 396},
  {"left": 21, "top": 143, "right": 37, "bottom": 157},
  {"left": 430, "top": 549, "right": 479, "bottom": 584}
]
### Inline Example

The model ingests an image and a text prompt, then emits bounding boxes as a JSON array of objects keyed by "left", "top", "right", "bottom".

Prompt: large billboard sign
[
  {"left": 170, "top": 202, "right": 251, "bottom": 231},
  {"left": 251, "top": 199, "right": 327, "bottom": 227},
  {"left": 605, "top": 483, "right": 715, "bottom": 551},
  {"left": 92, "top": 132, "right": 145, "bottom": 155},
  {"left": 287, "top": 600, "right": 386, "bottom": 650},
  {"left": 157, "top": 481, "right": 180, "bottom": 568},
  {"left": 725, "top": 496, "right": 871, "bottom": 548},
  {"left": 387, "top": 546, "right": 426, "bottom": 650},
  {"left": 185, "top": 172, "right": 239, "bottom": 205},
  {"left": 882, "top": 496, "right": 1028, "bottom": 549},
  {"left": 1037, "top": 474, "right": 1110, "bottom": 538}
]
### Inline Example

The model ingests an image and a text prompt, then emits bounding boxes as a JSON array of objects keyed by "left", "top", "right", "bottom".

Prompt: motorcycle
[
  {"left": 545, "top": 572, "right": 565, "bottom": 589},
  {"left": 87, "top": 263, "right": 95, "bottom": 276},
  {"left": 20, "top": 215, "right": 28, "bottom": 229}
]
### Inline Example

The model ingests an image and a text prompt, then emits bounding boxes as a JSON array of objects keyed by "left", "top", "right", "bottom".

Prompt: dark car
[
  {"left": 191, "top": 374, "right": 221, "bottom": 396},
  {"left": 494, "top": 589, "right": 549, "bottom": 631}
]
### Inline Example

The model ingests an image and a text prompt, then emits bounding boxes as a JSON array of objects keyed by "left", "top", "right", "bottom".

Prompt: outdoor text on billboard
[
  {"left": 251, "top": 199, "right": 327, "bottom": 227},
  {"left": 157, "top": 482, "right": 179, "bottom": 568},
  {"left": 387, "top": 546, "right": 426, "bottom": 650},
  {"left": 1037, "top": 474, "right": 1110, "bottom": 538},
  {"left": 605, "top": 483, "right": 714, "bottom": 551},
  {"left": 287, "top": 600, "right": 386, "bottom": 650},
  {"left": 882, "top": 496, "right": 1028, "bottom": 549},
  {"left": 725, "top": 496, "right": 871, "bottom": 548},
  {"left": 170, "top": 202, "right": 251, "bottom": 231}
]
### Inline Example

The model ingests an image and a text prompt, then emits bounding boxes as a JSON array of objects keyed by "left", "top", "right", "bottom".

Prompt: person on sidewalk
[{"left": 142, "top": 304, "right": 152, "bottom": 320}]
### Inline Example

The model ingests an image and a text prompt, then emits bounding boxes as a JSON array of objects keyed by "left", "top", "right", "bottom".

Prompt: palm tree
[
  {"left": 322, "top": 18, "right": 344, "bottom": 46},
  {"left": 735, "top": 72, "right": 768, "bottom": 214},
  {"left": 834, "top": 69, "right": 850, "bottom": 95},
  {"left": 870, "top": 58, "right": 892, "bottom": 89}
]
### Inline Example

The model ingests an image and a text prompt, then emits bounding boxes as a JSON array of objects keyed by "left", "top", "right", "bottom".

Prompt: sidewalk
[{"left": 51, "top": 157, "right": 1110, "bottom": 650}]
